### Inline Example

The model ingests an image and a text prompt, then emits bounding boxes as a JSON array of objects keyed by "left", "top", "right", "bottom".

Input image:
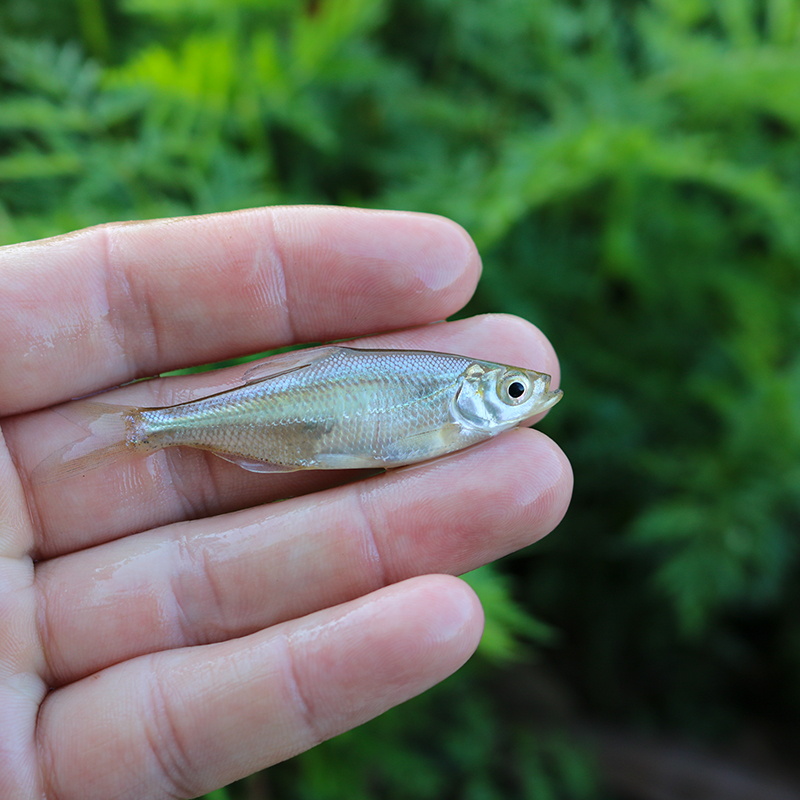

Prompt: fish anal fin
[
  {"left": 212, "top": 452, "right": 303, "bottom": 473},
  {"left": 241, "top": 346, "right": 344, "bottom": 385}
]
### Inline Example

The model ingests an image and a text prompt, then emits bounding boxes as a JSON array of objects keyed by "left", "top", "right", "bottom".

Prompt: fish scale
[
  {"left": 140, "top": 350, "right": 473, "bottom": 467},
  {"left": 35, "top": 346, "right": 563, "bottom": 482}
]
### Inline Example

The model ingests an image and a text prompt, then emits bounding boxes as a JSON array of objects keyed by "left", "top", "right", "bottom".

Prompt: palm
[{"left": 0, "top": 206, "right": 571, "bottom": 800}]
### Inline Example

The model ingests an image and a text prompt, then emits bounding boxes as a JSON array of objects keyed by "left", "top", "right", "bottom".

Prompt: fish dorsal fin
[{"left": 241, "top": 346, "right": 344, "bottom": 385}]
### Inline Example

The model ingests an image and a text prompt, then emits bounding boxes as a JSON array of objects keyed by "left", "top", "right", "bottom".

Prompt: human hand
[{"left": 0, "top": 206, "right": 572, "bottom": 800}]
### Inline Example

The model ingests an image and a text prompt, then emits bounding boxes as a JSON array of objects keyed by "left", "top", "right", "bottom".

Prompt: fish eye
[
  {"left": 499, "top": 374, "right": 531, "bottom": 404},
  {"left": 508, "top": 381, "right": 526, "bottom": 399}
]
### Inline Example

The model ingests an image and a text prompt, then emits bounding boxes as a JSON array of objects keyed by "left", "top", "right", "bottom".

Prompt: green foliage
[
  {"left": 262, "top": 666, "right": 597, "bottom": 800},
  {"left": 463, "top": 565, "right": 557, "bottom": 662},
  {"left": 200, "top": 789, "right": 233, "bottom": 800},
  {"left": 3, "top": 0, "right": 800, "bottom": 796}
]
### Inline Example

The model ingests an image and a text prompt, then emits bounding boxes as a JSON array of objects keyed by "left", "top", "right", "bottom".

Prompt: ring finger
[
  {"left": 11, "top": 313, "right": 561, "bottom": 558},
  {"left": 35, "top": 422, "right": 571, "bottom": 687}
]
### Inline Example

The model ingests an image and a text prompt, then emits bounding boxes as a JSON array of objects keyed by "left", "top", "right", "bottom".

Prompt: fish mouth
[
  {"left": 537, "top": 375, "right": 563, "bottom": 412},
  {"left": 543, "top": 388, "right": 563, "bottom": 409}
]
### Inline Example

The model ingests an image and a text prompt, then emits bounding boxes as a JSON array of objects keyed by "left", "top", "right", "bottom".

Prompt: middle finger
[{"left": 11, "top": 314, "right": 560, "bottom": 558}]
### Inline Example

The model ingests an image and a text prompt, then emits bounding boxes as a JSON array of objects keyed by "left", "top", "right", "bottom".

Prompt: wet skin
[{"left": 0, "top": 206, "right": 573, "bottom": 800}]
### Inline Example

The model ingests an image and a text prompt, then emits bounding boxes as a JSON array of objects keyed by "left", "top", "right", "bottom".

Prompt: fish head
[{"left": 452, "top": 361, "right": 563, "bottom": 432}]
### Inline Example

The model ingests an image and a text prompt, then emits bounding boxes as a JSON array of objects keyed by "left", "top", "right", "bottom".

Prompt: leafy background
[{"left": 3, "top": 0, "right": 800, "bottom": 797}]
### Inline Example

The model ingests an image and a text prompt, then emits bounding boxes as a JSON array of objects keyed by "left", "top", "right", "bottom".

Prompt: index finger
[{"left": 0, "top": 207, "right": 480, "bottom": 415}]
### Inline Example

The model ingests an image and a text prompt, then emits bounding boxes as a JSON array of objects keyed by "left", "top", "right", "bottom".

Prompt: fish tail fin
[{"left": 32, "top": 401, "right": 140, "bottom": 484}]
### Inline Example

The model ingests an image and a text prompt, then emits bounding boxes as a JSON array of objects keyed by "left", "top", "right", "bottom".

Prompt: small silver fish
[{"left": 37, "top": 346, "right": 562, "bottom": 481}]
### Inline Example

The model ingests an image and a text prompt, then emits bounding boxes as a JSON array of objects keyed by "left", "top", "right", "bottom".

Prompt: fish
[{"left": 34, "top": 346, "right": 563, "bottom": 482}]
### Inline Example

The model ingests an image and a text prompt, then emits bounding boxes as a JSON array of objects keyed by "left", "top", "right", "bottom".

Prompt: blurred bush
[{"left": 3, "top": 0, "right": 800, "bottom": 797}]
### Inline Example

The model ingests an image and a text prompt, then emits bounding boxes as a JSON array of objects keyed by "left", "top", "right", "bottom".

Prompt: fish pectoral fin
[
  {"left": 384, "top": 422, "right": 464, "bottom": 462},
  {"left": 241, "top": 346, "right": 344, "bottom": 385},
  {"left": 312, "top": 424, "right": 466, "bottom": 470},
  {"left": 313, "top": 453, "right": 386, "bottom": 469},
  {"left": 212, "top": 452, "right": 302, "bottom": 473}
]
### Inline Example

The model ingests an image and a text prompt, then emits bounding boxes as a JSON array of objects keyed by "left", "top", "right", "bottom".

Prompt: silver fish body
[{"left": 41, "top": 346, "right": 563, "bottom": 480}]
